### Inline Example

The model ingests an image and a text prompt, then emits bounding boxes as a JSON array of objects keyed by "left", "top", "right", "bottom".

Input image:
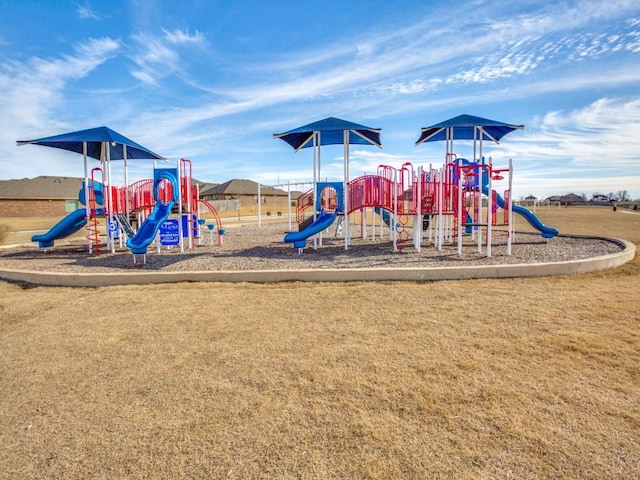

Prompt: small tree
[{"left": 617, "top": 190, "right": 630, "bottom": 202}]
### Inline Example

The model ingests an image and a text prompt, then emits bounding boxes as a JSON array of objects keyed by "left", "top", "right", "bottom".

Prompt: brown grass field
[{"left": 0, "top": 206, "right": 639, "bottom": 479}]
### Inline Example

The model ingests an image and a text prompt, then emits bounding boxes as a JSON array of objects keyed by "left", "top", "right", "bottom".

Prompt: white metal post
[
  {"left": 178, "top": 159, "right": 184, "bottom": 253},
  {"left": 123, "top": 145, "right": 130, "bottom": 218},
  {"left": 457, "top": 160, "right": 463, "bottom": 255},
  {"left": 313, "top": 132, "right": 319, "bottom": 250},
  {"left": 415, "top": 165, "right": 422, "bottom": 252},
  {"left": 507, "top": 158, "right": 513, "bottom": 255},
  {"left": 343, "top": 129, "right": 350, "bottom": 250},
  {"left": 186, "top": 162, "right": 193, "bottom": 250},
  {"left": 106, "top": 143, "right": 115, "bottom": 254},
  {"left": 393, "top": 168, "right": 398, "bottom": 252},
  {"left": 257, "top": 182, "right": 261, "bottom": 229},
  {"left": 476, "top": 162, "right": 482, "bottom": 253},
  {"left": 82, "top": 141, "right": 92, "bottom": 254},
  {"left": 287, "top": 181, "right": 292, "bottom": 231},
  {"left": 487, "top": 157, "right": 493, "bottom": 257}
]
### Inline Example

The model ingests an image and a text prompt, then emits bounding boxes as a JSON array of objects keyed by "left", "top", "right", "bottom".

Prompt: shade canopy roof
[
  {"left": 415, "top": 114, "right": 524, "bottom": 145},
  {"left": 274, "top": 117, "right": 382, "bottom": 152},
  {"left": 17, "top": 126, "right": 165, "bottom": 161}
]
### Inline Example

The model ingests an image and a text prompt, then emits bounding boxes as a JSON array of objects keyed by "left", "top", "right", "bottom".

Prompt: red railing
[
  {"left": 86, "top": 167, "right": 103, "bottom": 254},
  {"left": 295, "top": 189, "right": 314, "bottom": 223}
]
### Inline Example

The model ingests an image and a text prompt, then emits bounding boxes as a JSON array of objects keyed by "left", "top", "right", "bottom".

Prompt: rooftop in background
[
  {"left": 200, "top": 179, "right": 288, "bottom": 197},
  {"left": 0, "top": 176, "right": 290, "bottom": 200},
  {"left": 0, "top": 176, "right": 83, "bottom": 199}
]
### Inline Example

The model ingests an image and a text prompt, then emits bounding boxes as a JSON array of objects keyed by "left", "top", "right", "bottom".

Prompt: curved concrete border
[{"left": 0, "top": 235, "right": 635, "bottom": 287}]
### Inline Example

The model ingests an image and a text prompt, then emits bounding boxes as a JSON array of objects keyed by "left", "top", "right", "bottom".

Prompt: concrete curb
[{"left": 0, "top": 236, "right": 635, "bottom": 287}]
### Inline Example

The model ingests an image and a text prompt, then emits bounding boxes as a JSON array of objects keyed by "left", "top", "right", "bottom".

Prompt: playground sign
[
  {"left": 159, "top": 219, "right": 180, "bottom": 246},
  {"left": 108, "top": 218, "right": 119, "bottom": 239}
]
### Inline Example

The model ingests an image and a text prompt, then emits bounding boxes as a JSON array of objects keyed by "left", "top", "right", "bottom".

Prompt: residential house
[
  {"left": 0, "top": 176, "right": 84, "bottom": 217},
  {"left": 589, "top": 194, "right": 611, "bottom": 205},
  {"left": 200, "top": 179, "right": 290, "bottom": 213},
  {"left": 543, "top": 193, "right": 586, "bottom": 205}
]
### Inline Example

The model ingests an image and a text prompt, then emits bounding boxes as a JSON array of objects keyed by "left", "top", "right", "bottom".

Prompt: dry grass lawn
[{"left": 0, "top": 206, "right": 639, "bottom": 479}]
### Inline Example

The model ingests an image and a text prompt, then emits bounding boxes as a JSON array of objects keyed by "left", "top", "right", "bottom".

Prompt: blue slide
[
  {"left": 126, "top": 167, "right": 179, "bottom": 255},
  {"left": 460, "top": 158, "right": 558, "bottom": 238},
  {"left": 484, "top": 186, "right": 558, "bottom": 238},
  {"left": 373, "top": 207, "right": 399, "bottom": 228},
  {"left": 32, "top": 208, "right": 88, "bottom": 248},
  {"left": 284, "top": 209, "right": 339, "bottom": 249},
  {"left": 126, "top": 200, "right": 175, "bottom": 254}
]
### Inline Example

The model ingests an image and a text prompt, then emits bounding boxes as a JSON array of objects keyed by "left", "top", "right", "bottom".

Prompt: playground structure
[
  {"left": 285, "top": 155, "right": 558, "bottom": 256},
  {"left": 276, "top": 114, "right": 559, "bottom": 256},
  {"left": 32, "top": 158, "right": 224, "bottom": 259},
  {"left": 25, "top": 114, "right": 558, "bottom": 261}
]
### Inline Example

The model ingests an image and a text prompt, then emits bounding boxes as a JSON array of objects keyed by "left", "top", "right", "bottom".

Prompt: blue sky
[{"left": 1, "top": 0, "right": 639, "bottom": 200}]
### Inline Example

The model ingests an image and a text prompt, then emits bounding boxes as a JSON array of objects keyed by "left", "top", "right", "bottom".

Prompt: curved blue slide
[
  {"left": 126, "top": 167, "right": 179, "bottom": 255},
  {"left": 32, "top": 208, "right": 87, "bottom": 248},
  {"left": 460, "top": 159, "right": 558, "bottom": 238},
  {"left": 373, "top": 207, "right": 399, "bottom": 228},
  {"left": 484, "top": 186, "right": 558, "bottom": 238},
  {"left": 126, "top": 200, "right": 175, "bottom": 254},
  {"left": 284, "top": 209, "right": 339, "bottom": 249}
]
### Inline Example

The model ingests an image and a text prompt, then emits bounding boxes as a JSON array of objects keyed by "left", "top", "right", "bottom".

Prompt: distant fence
[
  {"left": 616, "top": 202, "right": 639, "bottom": 211},
  {"left": 199, "top": 199, "right": 240, "bottom": 212}
]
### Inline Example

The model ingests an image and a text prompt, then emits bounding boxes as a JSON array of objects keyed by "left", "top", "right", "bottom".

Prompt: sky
[{"left": 1, "top": 0, "right": 639, "bottom": 200}]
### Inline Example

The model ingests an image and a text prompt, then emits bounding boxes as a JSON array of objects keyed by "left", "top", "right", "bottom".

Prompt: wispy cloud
[
  {"left": 0, "top": 37, "right": 120, "bottom": 178},
  {"left": 476, "top": 97, "right": 640, "bottom": 197},
  {"left": 2, "top": 0, "right": 639, "bottom": 198},
  {"left": 127, "top": 0, "right": 640, "bottom": 147},
  {"left": 0, "top": 37, "right": 119, "bottom": 128},
  {"left": 162, "top": 28, "right": 204, "bottom": 45},
  {"left": 513, "top": 97, "right": 640, "bottom": 165},
  {"left": 129, "top": 33, "right": 178, "bottom": 84},
  {"left": 128, "top": 28, "right": 206, "bottom": 85},
  {"left": 76, "top": 3, "right": 102, "bottom": 20}
]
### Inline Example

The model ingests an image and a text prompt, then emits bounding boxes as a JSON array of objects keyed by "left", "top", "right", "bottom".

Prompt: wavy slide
[
  {"left": 484, "top": 186, "right": 558, "bottom": 238},
  {"left": 126, "top": 200, "right": 175, "bottom": 254},
  {"left": 32, "top": 208, "right": 88, "bottom": 248},
  {"left": 373, "top": 207, "right": 398, "bottom": 228},
  {"left": 460, "top": 159, "right": 558, "bottom": 238},
  {"left": 284, "top": 209, "right": 339, "bottom": 249}
]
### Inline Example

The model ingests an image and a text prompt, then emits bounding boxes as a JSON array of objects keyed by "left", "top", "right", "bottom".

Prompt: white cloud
[
  {"left": 128, "top": 29, "right": 206, "bottom": 85},
  {"left": 129, "top": 32, "right": 178, "bottom": 84},
  {"left": 2, "top": 0, "right": 640, "bottom": 199},
  {"left": 162, "top": 28, "right": 204, "bottom": 45},
  {"left": 522, "top": 97, "right": 640, "bottom": 164},
  {"left": 478, "top": 97, "right": 640, "bottom": 198},
  {"left": 134, "top": 0, "right": 640, "bottom": 146},
  {"left": 0, "top": 37, "right": 119, "bottom": 127},
  {"left": 0, "top": 38, "right": 120, "bottom": 178},
  {"left": 446, "top": 50, "right": 540, "bottom": 84},
  {"left": 76, "top": 4, "right": 102, "bottom": 20}
]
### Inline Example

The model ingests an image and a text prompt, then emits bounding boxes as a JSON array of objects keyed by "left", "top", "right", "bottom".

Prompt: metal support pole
[
  {"left": 508, "top": 158, "right": 514, "bottom": 256},
  {"left": 487, "top": 158, "right": 493, "bottom": 258},
  {"left": 343, "top": 130, "right": 350, "bottom": 250},
  {"left": 258, "top": 182, "right": 261, "bottom": 228}
]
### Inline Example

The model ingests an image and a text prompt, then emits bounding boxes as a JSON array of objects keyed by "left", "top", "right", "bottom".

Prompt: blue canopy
[
  {"left": 17, "top": 126, "right": 165, "bottom": 160},
  {"left": 274, "top": 116, "right": 381, "bottom": 252},
  {"left": 17, "top": 126, "right": 165, "bottom": 254},
  {"left": 274, "top": 116, "right": 381, "bottom": 152},
  {"left": 415, "top": 114, "right": 523, "bottom": 145}
]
